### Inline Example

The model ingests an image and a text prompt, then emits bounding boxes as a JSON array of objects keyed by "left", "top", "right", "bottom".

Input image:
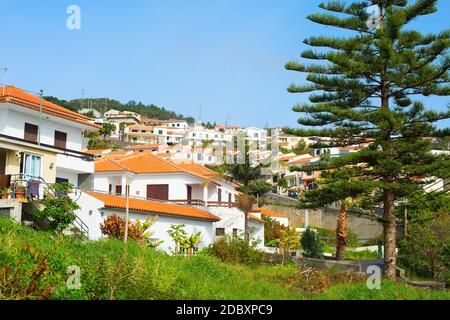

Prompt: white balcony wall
[{"left": 2, "top": 105, "right": 84, "bottom": 151}]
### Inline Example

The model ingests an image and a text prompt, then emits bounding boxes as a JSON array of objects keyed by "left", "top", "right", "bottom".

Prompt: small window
[
  {"left": 54, "top": 131, "right": 67, "bottom": 149},
  {"left": 197, "top": 154, "right": 203, "bottom": 161},
  {"left": 216, "top": 228, "right": 225, "bottom": 237},
  {"left": 233, "top": 229, "right": 239, "bottom": 238},
  {"left": 24, "top": 123, "right": 38, "bottom": 143}
]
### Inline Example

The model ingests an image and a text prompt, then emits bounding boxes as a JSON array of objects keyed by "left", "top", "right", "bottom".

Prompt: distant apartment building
[
  {"left": 124, "top": 124, "right": 165, "bottom": 144},
  {"left": 185, "top": 125, "right": 233, "bottom": 147}
]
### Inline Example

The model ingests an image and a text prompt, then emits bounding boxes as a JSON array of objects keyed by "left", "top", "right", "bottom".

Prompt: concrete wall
[
  {"left": 262, "top": 203, "right": 383, "bottom": 240},
  {"left": 0, "top": 199, "right": 22, "bottom": 222}
]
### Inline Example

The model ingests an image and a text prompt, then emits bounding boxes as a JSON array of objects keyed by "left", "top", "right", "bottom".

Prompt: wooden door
[
  {"left": 115, "top": 185, "right": 122, "bottom": 195},
  {"left": 218, "top": 188, "right": 222, "bottom": 203},
  {"left": 187, "top": 185, "right": 192, "bottom": 203},
  {"left": 147, "top": 184, "right": 169, "bottom": 200}
]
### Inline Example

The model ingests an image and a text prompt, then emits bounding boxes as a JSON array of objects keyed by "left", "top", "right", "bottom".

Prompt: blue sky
[{"left": 1, "top": 0, "right": 449, "bottom": 129}]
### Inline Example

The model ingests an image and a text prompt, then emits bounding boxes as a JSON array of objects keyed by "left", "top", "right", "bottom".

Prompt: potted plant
[
  {"left": 0, "top": 187, "right": 10, "bottom": 200},
  {"left": 12, "top": 182, "right": 26, "bottom": 200}
]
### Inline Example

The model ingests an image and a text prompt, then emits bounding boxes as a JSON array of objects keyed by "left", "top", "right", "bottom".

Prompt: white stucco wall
[
  {"left": 92, "top": 172, "right": 238, "bottom": 202},
  {"left": 100, "top": 208, "right": 216, "bottom": 253},
  {"left": 2, "top": 105, "right": 85, "bottom": 151},
  {"left": 70, "top": 191, "right": 105, "bottom": 240},
  {"left": 207, "top": 207, "right": 265, "bottom": 247}
]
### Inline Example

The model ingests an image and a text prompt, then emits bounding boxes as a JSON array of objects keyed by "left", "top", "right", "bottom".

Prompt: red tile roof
[
  {"left": 94, "top": 153, "right": 220, "bottom": 182},
  {"left": 0, "top": 86, "right": 100, "bottom": 129},
  {"left": 87, "top": 192, "right": 220, "bottom": 222}
]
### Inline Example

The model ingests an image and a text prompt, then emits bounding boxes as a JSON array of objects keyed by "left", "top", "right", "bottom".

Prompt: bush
[
  {"left": 263, "top": 216, "right": 290, "bottom": 247},
  {"left": 33, "top": 183, "right": 80, "bottom": 233},
  {"left": 398, "top": 213, "right": 450, "bottom": 281},
  {"left": 300, "top": 228, "right": 324, "bottom": 259},
  {"left": 203, "top": 236, "right": 264, "bottom": 266}
]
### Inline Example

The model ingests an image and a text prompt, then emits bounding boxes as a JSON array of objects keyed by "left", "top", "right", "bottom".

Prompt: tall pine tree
[{"left": 286, "top": 0, "right": 449, "bottom": 279}]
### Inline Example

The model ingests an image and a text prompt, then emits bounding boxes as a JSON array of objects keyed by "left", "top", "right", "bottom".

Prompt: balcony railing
[{"left": 168, "top": 199, "right": 239, "bottom": 208}]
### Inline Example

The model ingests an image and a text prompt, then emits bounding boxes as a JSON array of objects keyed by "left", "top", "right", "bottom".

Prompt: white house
[
  {"left": 0, "top": 86, "right": 99, "bottom": 187},
  {"left": 88, "top": 152, "right": 265, "bottom": 249}
]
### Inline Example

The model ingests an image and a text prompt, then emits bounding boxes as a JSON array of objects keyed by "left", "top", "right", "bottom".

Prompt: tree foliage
[{"left": 287, "top": 0, "right": 450, "bottom": 279}]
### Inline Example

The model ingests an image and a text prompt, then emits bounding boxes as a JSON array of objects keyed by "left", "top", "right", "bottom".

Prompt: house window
[
  {"left": 147, "top": 184, "right": 169, "bottom": 200},
  {"left": 233, "top": 228, "right": 239, "bottom": 238},
  {"left": 197, "top": 154, "right": 203, "bottom": 161},
  {"left": 21, "top": 153, "right": 41, "bottom": 178},
  {"left": 54, "top": 131, "right": 67, "bottom": 149},
  {"left": 24, "top": 123, "right": 38, "bottom": 143},
  {"left": 254, "top": 133, "right": 259, "bottom": 138},
  {"left": 215, "top": 228, "right": 225, "bottom": 237}
]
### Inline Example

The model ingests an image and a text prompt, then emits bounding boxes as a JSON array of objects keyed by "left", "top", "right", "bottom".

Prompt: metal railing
[{"left": 8, "top": 174, "right": 89, "bottom": 240}]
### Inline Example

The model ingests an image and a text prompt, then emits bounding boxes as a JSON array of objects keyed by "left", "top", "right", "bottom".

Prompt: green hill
[{"left": 44, "top": 96, "right": 195, "bottom": 123}]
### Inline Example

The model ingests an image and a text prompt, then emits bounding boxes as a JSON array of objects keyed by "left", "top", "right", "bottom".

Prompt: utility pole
[
  {"left": 124, "top": 176, "right": 130, "bottom": 243},
  {"left": 38, "top": 90, "right": 43, "bottom": 146}
]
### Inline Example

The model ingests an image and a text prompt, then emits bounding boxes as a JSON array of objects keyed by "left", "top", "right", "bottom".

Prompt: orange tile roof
[
  {"left": 87, "top": 192, "right": 220, "bottom": 222},
  {"left": 94, "top": 153, "right": 220, "bottom": 182},
  {"left": 0, "top": 86, "right": 100, "bottom": 129},
  {"left": 252, "top": 207, "right": 288, "bottom": 219},
  {"left": 248, "top": 213, "right": 265, "bottom": 223}
]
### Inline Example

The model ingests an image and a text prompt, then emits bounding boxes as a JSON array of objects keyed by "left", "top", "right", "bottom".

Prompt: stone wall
[{"left": 261, "top": 203, "right": 383, "bottom": 240}]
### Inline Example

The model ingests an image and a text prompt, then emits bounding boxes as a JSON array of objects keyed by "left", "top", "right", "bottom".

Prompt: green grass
[
  {"left": 323, "top": 246, "right": 380, "bottom": 260},
  {"left": 0, "top": 218, "right": 448, "bottom": 300}
]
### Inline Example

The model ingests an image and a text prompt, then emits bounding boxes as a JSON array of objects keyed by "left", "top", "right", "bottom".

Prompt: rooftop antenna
[{"left": 2, "top": 68, "right": 8, "bottom": 95}]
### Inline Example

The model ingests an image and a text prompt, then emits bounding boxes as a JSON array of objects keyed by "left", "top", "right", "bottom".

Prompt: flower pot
[{"left": 15, "top": 189, "right": 26, "bottom": 199}]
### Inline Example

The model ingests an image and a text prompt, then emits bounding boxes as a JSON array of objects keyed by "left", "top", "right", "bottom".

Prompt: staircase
[{"left": 11, "top": 174, "right": 89, "bottom": 240}]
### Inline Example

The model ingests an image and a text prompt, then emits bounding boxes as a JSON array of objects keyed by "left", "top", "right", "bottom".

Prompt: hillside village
[{"left": 0, "top": 85, "right": 448, "bottom": 258}]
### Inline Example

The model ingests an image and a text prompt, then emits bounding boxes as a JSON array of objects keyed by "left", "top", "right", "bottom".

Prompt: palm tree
[
  {"left": 237, "top": 193, "right": 255, "bottom": 242},
  {"left": 336, "top": 200, "right": 349, "bottom": 260}
]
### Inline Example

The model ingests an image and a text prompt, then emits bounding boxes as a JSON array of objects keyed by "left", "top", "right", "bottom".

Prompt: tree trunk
[
  {"left": 335, "top": 203, "right": 348, "bottom": 260},
  {"left": 383, "top": 189, "right": 397, "bottom": 280}
]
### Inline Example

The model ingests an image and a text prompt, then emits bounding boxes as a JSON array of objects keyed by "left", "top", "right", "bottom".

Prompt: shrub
[
  {"left": 398, "top": 213, "right": 450, "bottom": 281},
  {"left": 100, "top": 215, "right": 162, "bottom": 248},
  {"left": 33, "top": 183, "right": 80, "bottom": 234},
  {"left": 300, "top": 228, "right": 324, "bottom": 259},
  {"left": 203, "top": 236, "right": 264, "bottom": 266},
  {"left": 263, "top": 216, "right": 290, "bottom": 246},
  {"left": 167, "top": 224, "right": 202, "bottom": 256}
]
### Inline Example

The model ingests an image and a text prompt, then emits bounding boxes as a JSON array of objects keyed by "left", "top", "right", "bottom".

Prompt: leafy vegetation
[
  {"left": 32, "top": 183, "right": 80, "bottom": 234},
  {"left": 44, "top": 96, "right": 195, "bottom": 123},
  {"left": 286, "top": 0, "right": 450, "bottom": 280},
  {"left": 301, "top": 228, "right": 324, "bottom": 259},
  {"left": 201, "top": 236, "right": 264, "bottom": 266},
  {"left": 0, "top": 218, "right": 448, "bottom": 300},
  {"left": 399, "top": 212, "right": 450, "bottom": 282}
]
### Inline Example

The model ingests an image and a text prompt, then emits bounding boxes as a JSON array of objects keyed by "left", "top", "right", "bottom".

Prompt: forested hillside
[{"left": 44, "top": 96, "right": 195, "bottom": 123}]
